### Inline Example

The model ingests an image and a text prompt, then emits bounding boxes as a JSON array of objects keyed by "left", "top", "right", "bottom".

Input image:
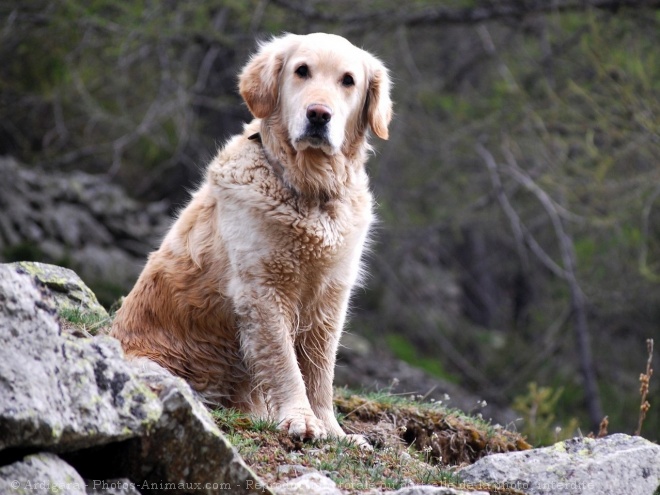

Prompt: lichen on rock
[
  {"left": 0, "top": 262, "right": 268, "bottom": 494},
  {"left": 458, "top": 433, "right": 660, "bottom": 495},
  {"left": 0, "top": 452, "right": 88, "bottom": 495},
  {"left": 9, "top": 260, "right": 109, "bottom": 322},
  {"left": 0, "top": 264, "right": 161, "bottom": 452}
]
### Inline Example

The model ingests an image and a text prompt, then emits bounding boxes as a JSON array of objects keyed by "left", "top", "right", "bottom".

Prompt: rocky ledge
[
  {"left": 0, "top": 262, "right": 266, "bottom": 495},
  {"left": 0, "top": 262, "right": 658, "bottom": 495}
]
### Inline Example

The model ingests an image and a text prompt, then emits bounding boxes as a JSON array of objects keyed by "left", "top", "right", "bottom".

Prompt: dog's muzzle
[{"left": 299, "top": 104, "right": 332, "bottom": 147}]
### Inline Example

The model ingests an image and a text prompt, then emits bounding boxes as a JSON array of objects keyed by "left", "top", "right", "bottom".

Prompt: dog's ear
[
  {"left": 365, "top": 57, "right": 393, "bottom": 140},
  {"left": 239, "top": 35, "right": 296, "bottom": 119}
]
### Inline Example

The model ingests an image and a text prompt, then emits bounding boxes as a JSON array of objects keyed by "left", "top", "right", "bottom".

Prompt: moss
[{"left": 334, "top": 392, "right": 531, "bottom": 466}]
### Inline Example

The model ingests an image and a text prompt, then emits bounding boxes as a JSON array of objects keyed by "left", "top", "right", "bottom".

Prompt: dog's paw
[
  {"left": 345, "top": 433, "right": 373, "bottom": 451},
  {"left": 279, "top": 409, "right": 327, "bottom": 440}
]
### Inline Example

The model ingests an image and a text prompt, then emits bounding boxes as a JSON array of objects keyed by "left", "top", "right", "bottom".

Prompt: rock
[
  {"left": 277, "top": 465, "right": 319, "bottom": 477},
  {"left": 0, "top": 452, "right": 87, "bottom": 495},
  {"left": 391, "top": 487, "right": 488, "bottom": 495},
  {"left": 9, "top": 261, "right": 109, "bottom": 321},
  {"left": 0, "top": 264, "right": 161, "bottom": 452},
  {"left": 0, "top": 263, "right": 269, "bottom": 494},
  {"left": 0, "top": 157, "right": 168, "bottom": 304},
  {"left": 275, "top": 472, "right": 344, "bottom": 495},
  {"left": 119, "top": 360, "right": 270, "bottom": 495},
  {"left": 458, "top": 433, "right": 660, "bottom": 495},
  {"left": 273, "top": 473, "right": 488, "bottom": 495},
  {"left": 86, "top": 479, "right": 142, "bottom": 495}
]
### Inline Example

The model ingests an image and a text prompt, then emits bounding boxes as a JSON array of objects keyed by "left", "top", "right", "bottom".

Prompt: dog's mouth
[
  {"left": 295, "top": 135, "right": 334, "bottom": 155},
  {"left": 298, "top": 136, "right": 326, "bottom": 148},
  {"left": 297, "top": 125, "right": 330, "bottom": 148}
]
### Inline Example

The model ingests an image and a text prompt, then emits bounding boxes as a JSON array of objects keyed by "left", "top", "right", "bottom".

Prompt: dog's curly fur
[{"left": 111, "top": 33, "right": 392, "bottom": 442}]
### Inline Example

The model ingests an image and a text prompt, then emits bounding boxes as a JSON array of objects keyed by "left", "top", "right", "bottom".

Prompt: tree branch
[
  {"left": 478, "top": 142, "right": 603, "bottom": 430},
  {"left": 476, "top": 143, "right": 566, "bottom": 278},
  {"left": 503, "top": 144, "right": 604, "bottom": 431}
]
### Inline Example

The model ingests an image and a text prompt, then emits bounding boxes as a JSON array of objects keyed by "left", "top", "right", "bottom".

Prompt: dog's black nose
[{"left": 306, "top": 104, "right": 332, "bottom": 126}]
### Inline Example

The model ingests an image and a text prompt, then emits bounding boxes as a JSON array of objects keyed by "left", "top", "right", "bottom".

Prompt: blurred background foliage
[{"left": 1, "top": 0, "right": 659, "bottom": 442}]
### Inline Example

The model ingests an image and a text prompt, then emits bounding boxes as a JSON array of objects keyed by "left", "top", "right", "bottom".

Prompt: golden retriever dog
[{"left": 111, "top": 33, "right": 392, "bottom": 442}]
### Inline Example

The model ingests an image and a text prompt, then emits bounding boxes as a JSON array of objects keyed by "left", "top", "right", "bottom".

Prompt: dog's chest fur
[{"left": 209, "top": 128, "right": 372, "bottom": 276}]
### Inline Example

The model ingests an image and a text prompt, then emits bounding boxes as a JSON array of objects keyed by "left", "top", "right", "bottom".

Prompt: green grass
[
  {"left": 250, "top": 417, "right": 279, "bottom": 433},
  {"left": 58, "top": 306, "right": 110, "bottom": 335},
  {"left": 210, "top": 389, "right": 531, "bottom": 494}
]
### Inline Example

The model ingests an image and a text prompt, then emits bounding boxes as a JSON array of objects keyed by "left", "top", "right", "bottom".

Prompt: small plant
[
  {"left": 250, "top": 417, "right": 279, "bottom": 433},
  {"left": 635, "top": 338, "right": 654, "bottom": 436},
  {"left": 225, "top": 430, "right": 260, "bottom": 455},
  {"left": 512, "top": 382, "right": 579, "bottom": 446},
  {"left": 597, "top": 416, "right": 609, "bottom": 438},
  {"left": 59, "top": 306, "right": 110, "bottom": 335},
  {"left": 421, "top": 468, "right": 462, "bottom": 487},
  {"left": 210, "top": 407, "right": 250, "bottom": 432}
]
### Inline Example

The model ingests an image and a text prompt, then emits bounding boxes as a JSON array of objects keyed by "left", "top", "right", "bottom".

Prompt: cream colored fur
[{"left": 111, "top": 33, "right": 392, "bottom": 442}]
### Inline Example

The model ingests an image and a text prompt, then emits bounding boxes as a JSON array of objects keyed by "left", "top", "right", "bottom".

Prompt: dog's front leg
[
  {"left": 297, "top": 325, "right": 343, "bottom": 436},
  {"left": 298, "top": 284, "right": 350, "bottom": 437},
  {"left": 236, "top": 295, "right": 327, "bottom": 440},
  {"left": 298, "top": 285, "right": 373, "bottom": 449}
]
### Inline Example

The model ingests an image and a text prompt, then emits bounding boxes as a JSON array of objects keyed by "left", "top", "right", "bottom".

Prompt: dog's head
[{"left": 239, "top": 33, "right": 392, "bottom": 155}]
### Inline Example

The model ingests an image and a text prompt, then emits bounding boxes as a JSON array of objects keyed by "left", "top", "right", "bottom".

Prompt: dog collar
[{"left": 248, "top": 132, "right": 285, "bottom": 179}]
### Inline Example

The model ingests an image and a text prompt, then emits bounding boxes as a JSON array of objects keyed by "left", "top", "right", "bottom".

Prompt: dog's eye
[
  {"left": 341, "top": 74, "right": 355, "bottom": 87},
  {"left": 295, "top": 65, "right": 309, "bottom": 78}
]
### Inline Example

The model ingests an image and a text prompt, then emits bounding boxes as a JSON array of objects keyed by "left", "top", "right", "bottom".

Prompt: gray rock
[
  {"left": 0, "top": 264, "right": 162, "bottom": 452},
  {"left": 0, "top": 452, "right": 87, "bottom": 495},
  {"left": 459, "top": 433, "right": 660, "bottom": 495},
  {"left": 392, "top": 488, "right": 488, "bottom": 495},
  {"left": 9, "top": 261, "right": 109, "bottom": 322},
  {"left": 274, "top": 473, "right": 488, "bottom": 495},
  {"left": 277, "top": 464, "right": 319, "bottom": 477},
  {"left": 0, "top": 157, "right": 168, "bottom": 298},
  {"left": 275, "top": 472, "right": 343, "bottom": 495},
  {"left": 123, "top": 359, "right": 271, "bottom": 495},
  {"left": 86, "top": 479, "right": 142, "bottom": 494},
  {"left": 0, "top": 262, "right": 270, "bottom": 494}
]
